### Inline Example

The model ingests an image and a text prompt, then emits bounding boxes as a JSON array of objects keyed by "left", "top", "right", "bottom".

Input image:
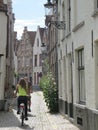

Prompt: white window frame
[
  {"left": 94, "top": 0, "right": 98, "bottom": 11},
  {"left": 62, "top": 1, "right": 66, "bottom": 37},
  {"left": 0, "top": 57, "right": 1, "bottom": 72},
  {"left": 78, "top": 49, "right": 86, "bottom": 104},
  {"left": 66, "top": 0, "right": 71, "bottom": 33}
]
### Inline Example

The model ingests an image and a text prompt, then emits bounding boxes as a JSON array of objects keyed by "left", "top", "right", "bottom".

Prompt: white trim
[{"left": 74, "top": 103, "right": 86, "bottom": 109}]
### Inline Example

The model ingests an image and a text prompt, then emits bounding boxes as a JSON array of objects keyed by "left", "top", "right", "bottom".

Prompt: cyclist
[
  {"left": 14, "top": 78, "right": 28, "bottom": 120},
  {"left": 24, "top": 76, "right": 32, "bottom": 112}
]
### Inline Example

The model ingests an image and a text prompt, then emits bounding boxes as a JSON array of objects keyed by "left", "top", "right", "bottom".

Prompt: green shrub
[{"left": 40, "top": 72, "right": 58, "bottom": 113}]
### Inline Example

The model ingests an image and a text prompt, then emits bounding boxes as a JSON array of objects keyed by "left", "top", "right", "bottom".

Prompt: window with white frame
[
  {"left": 67, "top": 0, "right": 71, "bottom": 33},
  {"left": 62, "top": 1, "right": 66, "bottom": 37},
  {"left": 58, "top": 60, "right": 62, "bottom": 97},
  {"left": 78, "top": 49, "right": 86, "bottom": 104},
  {"left": 96, "top": 0, "right": 98, "bottom": 8},
  {"left": 35, "top": 55, "right": 37, "bottom": 67},
  {"left": 0, "top": 57, "right": 1, "bottom": 71},
  {"left": 37, "top": 38, "right": 39, "bottom": 47},
  {"left": 94, "top": 0, "right": 98, "bottom": 10},
  {"left": 39, "top": 54, "right": 42, "bottom": 66},
  {"left": 97, "top": 0, "right": 98, "bottom": 8}
]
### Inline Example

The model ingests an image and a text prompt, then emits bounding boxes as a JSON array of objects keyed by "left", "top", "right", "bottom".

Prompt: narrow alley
[{"left": 0, "top": 90, "right": 80, "bottom": 130}]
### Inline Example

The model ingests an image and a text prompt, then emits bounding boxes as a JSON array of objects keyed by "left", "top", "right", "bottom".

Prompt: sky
[{"left": 12, "top": 0, "right": 47, "bottom": 39}]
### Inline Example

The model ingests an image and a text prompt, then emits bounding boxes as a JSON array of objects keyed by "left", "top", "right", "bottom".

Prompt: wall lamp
[
  {"left": 44, "top": 0, "right": 54, "bottom": 9},
  {"left": 44, "top": 0, "right": 66, "bottom": 30},
  {"left": 41, "top": 43, "right": 47, "bottom": 53}
]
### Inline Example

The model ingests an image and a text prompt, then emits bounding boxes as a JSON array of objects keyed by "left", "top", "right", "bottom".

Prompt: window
[
  {"left": 0, "top": 57, "right": 1, "bottom": 71},
  {"left": 78, "top": 49, "right": 86, "bottom": 104},
  {"left": 94, "top": 0, "right": 98, "bottom": 11},
  {"left": 26, "top": 44, "right": 29, "bottom": 50},
  {"left": 37, "top": 38, "right": 39, "bottom": 47},
  {"left": 18, "top": 59, "right": 21, "bottom": 68},
  {"left": 34, "top": 72, "right": 36, "bottom": 85},
  {"left": 62, "top": 1, "right": 66, "bottom": 37},
  {"left": 30, "top": 59, "right": 32, "bottom": 66},
  {"left": 96, "top": 0, "right": 98, "bottom": 9},
  {"left": 22, "top": 57, "right": 24, "bottom": 67},
  {"left": 92, "top": 0, "right": 98, "bottom": 17},
  {"left": 35, "top": 55, "right": 37, "bottom": 66},
  {"left": 67, "top": 54, "right": 73, "bottom": 115},
  {"left": 58, "top": 60, "right": 62, "bottom": 97},
  {"left": 25, "top": 58, "right": 30, "bottom": 66},
  {"left": 67, "top": 0, "right": 71, "bottom": 33},
  {"left": 97, "top": 0, "right": 98, "bottom": 8},
  {"left": 37, "top": 72, "right": 39, "bottom": 85},
  {"left": 94, "top": 43, "right": 98, "bottom": 108},
  {"left": 21, "top": 45, "right": 24, "bottom": 50},
  {"left": 39, "top": 54, "right": 42, "bottom": 66}
]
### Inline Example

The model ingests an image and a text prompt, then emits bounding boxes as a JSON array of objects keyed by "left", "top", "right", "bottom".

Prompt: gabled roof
[
  {"left": 27, "top": 31, "right": 36, "bottom": 46},
  {"left": 39, "top": 28, "right": 45, "bottom": 42}
]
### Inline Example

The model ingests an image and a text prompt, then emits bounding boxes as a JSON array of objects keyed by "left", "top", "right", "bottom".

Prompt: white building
[
  {"left": 58, "top": 0, "right": 98, "bottom": 130},
  {"left": 0, "top": 0, "right": 15, "bottom": 110},
  {"left": 32, "top": 26, "right": 45, "bottom": 86},
  {"left": 0, "top": 1, "right": 7, "bottom": 110}
]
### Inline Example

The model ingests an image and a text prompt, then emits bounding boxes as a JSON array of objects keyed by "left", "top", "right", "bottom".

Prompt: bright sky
[{"left": 12, "top": 0, "right": 46, "bottom": 39}]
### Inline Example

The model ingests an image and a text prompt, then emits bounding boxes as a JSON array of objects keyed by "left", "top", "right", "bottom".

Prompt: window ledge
[
  {"left": 92, "top": 109, "right": 98, "bottom": 114},
  {"left": 72, "top": 21, "right": 85, "bottom": 32},
  {"left": 61, "top": 32, "right": 71, "bottom": 41},
  {"left": 74, "top": 103, "right": 86, "bottom": 109},
  {"left": 61, "top": 36, "right": 66, "bottom": 42},
  {"left": 65, "top": 32, "right": 71, "bottom": 38},
  {"left": 92, "top": 9, "right": 98, "bottom": 17},
  {"left": 59, "top": 96, "right": 62, "bottom": 99},
  {"left": 86, "top": 107, "right": 98, "bottom": 114}
]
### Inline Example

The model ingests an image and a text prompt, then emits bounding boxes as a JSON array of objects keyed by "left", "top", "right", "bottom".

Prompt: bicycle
[{"left": 19, "top": 103, "right": 25, "bottom": 126}]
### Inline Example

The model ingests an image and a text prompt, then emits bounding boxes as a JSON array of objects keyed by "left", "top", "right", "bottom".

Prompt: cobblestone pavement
[{"left": 0, "top": 91, "right": 80, "bottom": 130}]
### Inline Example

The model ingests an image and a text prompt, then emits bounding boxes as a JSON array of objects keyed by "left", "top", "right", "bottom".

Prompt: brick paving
[{"left": 0, "top": 91, "right": 80, "bottom": 130}]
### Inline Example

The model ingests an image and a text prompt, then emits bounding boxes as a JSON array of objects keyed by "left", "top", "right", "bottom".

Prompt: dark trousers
[{"left": 17, "top": 96, "right": 28, "bottom": 117}]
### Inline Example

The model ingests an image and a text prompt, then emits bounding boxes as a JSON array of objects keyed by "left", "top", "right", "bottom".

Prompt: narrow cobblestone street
[{"left": 0, "top": 90, "right": 80, "bottom": 130}]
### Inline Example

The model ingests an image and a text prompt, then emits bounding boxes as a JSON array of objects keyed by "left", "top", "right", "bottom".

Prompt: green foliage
[{"left": 40, "top": 72, "right": 58, "bottom": 113}]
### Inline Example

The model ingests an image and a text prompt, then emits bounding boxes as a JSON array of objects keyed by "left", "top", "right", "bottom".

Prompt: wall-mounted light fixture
[
  {"left": 44, "top": 0, "right": 66, "bottom": 30},
  {"left": 41, "top": 42, "right": 47, "bottom": 54},
  {"left": 44, "top": 0, "right": 54, "bottom": 9}
]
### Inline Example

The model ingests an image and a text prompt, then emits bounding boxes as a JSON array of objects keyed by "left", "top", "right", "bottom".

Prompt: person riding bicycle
[{"left": 14, "top": 78, "right": 28, "bottom": 120}]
